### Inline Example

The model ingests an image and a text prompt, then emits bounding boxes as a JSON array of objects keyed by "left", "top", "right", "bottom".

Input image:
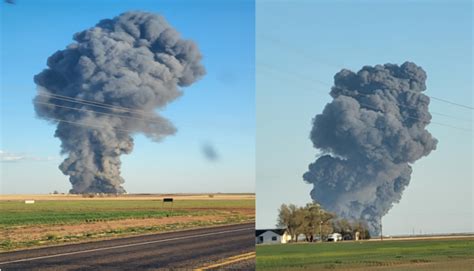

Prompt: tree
[
  {"left": 299, "top": 202, "right": 335, "bottom": 242},
  {"left": 277, "top": 202, "right": 371, "bottom": 242},
  {"left": 320, "top": 223, "right": 334, "bottom": 240},
  {"left": 332, "top": 218, "right": 353, "bottom": 238},
  {"left": 301, "top": 203, "right": 320, "bottom": 242},
  {"left": 319, "top": 209, "right": 335, "bottom": 241},
  {"left": 332, "top": 218, "right": 371, "bottom": 240},
  {"left": 351, "top": 220, "right": 370, "bottom": 240},
  {"left": 292, "top": 206, "right": 305, "bottom": 242},
  {"left": 277, "top": 204, "right": 304, "bottom": 242},
  {"left": 300, "top": 203, "right": 323, "bottom": 241}
]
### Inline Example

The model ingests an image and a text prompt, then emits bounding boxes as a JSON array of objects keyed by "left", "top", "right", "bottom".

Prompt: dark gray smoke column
[
  {"left": 33, "top": 11, "right": 205, "bottom": 194},
  {"left": 303, "top": 62, "right": 437, "bottom": 234}
]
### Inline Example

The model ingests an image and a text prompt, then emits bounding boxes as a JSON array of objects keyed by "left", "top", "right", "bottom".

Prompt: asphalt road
[{"left": 0, "top": 223, "right": 255, "bottom": 271}]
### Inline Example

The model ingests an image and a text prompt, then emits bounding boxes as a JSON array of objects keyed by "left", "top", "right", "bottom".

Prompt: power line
[
  {"left": 429, "top": 96, "right": 474, "bottom": 110},
  {"left": 34, "top": 100, "right": 161, "bottom": 124},
  {"left": 427, "top": 111, "right": 472, "bottom": 123},
  {"left": 32, "top": 92, "right": 223, "bottom": 127},
  {"left": 258, "top": 63, "right": 472, "bottom": 123},
  {"left": 37, "top": 92, "right": 149, "bottom": 116},
  {"left": 259, "top": 62, "right": 332, "bottom": 87},
  {"left": 418, "top": 120, "right": 472, "bottom": 133},
  {"left": 357, "top": 101, "right": 472, "bottom": 133},
  {"left": 258, "top": 63, "right": 472, "bottom": 133},
  {"left": 259, "top": 35, "right": 473, "bottom": 111},
  {"left": 259, "top": 34, "right": 342, "bottom": 70},
  {"left": 38, "top": 91, "right": 147, "bottom": 113}
]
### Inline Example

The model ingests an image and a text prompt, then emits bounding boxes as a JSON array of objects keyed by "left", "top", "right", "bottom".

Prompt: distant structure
[
  {"left": 162, "top": 198, "right": 174, "bottom": 210},
  {"left": 256, "top": 229, "right": 291, "bottom": 244},
  {"left": 327, "top": 233, "right": 342, "bottom": 242},
  {"left": 24, "top": 200, "right": 35, "bottom": 204}
]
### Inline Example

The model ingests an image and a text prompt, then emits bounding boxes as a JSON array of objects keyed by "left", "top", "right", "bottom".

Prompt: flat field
[
  {"left": 0, "top": 193, "right": 255, "bottom": 251},
  {"left": 256, "top": 238, "right": 474, "bottom": 270}
]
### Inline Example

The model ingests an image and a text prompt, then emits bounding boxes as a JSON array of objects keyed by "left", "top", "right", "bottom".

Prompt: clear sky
[
  {"left": 0, "top": 0, "right": 255, "bottom": 194},
  {"left": 256, "top": 0, "right": 473, "bottom": 235}
]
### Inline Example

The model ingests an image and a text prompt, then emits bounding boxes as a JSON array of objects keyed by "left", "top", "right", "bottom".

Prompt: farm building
[
  {"left": 256, "top": 229, "right": 292, "bottom": 244},
  {"left": 327, "top": 233, "right": 343, "bottom": 242}
]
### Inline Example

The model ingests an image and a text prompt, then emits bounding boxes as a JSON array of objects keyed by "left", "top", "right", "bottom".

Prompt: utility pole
[
  {"left": 319, "top": 220, "right": 322, "bottom": 242},
  {"left": 380, "top": 217, "right": 383, "bottom": 241},
  {"left": 319, "top": 208, "right": 323, "bottom": 242}
]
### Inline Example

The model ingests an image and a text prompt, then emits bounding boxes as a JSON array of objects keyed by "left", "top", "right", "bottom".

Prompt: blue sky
[
  {"left": 1, "top": 0, "right": 472, "bottom": 236},
  {"left": 256, "top": 0, "right": 472, "bottom": 235},
  {"left": 0, "top": 0, "right": 255, "bottom": 194}
]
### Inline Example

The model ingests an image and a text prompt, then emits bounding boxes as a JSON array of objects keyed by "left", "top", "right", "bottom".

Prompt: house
[
  {"left": 256, "top": 229, "right": 292, "bottom": 244},
  {"left": 327, "top": 233, "right": 342, "bottom": 242}
]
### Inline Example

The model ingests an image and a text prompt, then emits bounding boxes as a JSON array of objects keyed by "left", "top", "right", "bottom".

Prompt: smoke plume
[
  {"left": 33, "top": 11, "right": 205, "bottom": 194},
  {"left": 303, "top": 62, "right": 437, "bottom": 234},
  {"left": 202, "top": 143, "right": 219, "bottom": 162}
]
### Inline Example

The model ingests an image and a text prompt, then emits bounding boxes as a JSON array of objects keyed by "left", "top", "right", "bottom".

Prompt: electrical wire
[
  {"left": 36, "top": 92, "right": 149, "bottom": 116},
  {"left": 258, "top": 63, "right": 472, "bottom": 133},
  {"left": 259, "top": 63, "right": 472, "bottom": 122},
  {"left": 34, "top": 100, "right": 161, "bottom": 124},
  {"left": 259, "top": 35, "right": 474, "bottom": 111}
]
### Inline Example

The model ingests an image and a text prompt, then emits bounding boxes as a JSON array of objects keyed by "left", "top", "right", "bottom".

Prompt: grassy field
[
  {"left": 256, "top": 238, "right": 474, "bottom": 270},
  {"left": 0, "top": 199, "right": 254, "bottom": 225},
  {"left": 0, "top": 194, "right": 254, "bottom": 251}
]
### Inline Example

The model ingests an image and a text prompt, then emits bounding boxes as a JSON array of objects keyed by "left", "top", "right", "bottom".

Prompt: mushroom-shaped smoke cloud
[
  {"left": 303, "top": 62, "right": 437, "bottom": 234},
  {"left": 33, "top": 11, "right": 205, "bottom": 194}
]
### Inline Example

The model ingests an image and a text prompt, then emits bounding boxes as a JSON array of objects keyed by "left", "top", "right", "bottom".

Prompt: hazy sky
[
  {"left": 256, "top": 0, "right": 472, "bottom": 235},
  {"left": 0, "top": 0, "right": 255, "bottom": 194}
]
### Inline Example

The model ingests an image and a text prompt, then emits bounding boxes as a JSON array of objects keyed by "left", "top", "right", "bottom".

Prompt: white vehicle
[{"left": 327, "top": 233, "right": 343, "bottom": 242}]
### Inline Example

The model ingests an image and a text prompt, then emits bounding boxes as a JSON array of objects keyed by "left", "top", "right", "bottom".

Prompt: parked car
[{"left": 327, "top": 233, "right": 343, "bottom": 242}]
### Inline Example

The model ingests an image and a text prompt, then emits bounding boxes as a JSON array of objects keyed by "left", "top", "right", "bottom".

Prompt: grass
[
  {"left": 0, "top": 199, "right": 253, "bottom": 226},
  {"left": 0, "top": 198, "right": 254, "bottom": 251},
  {"left": 256, "top": 238, "right": 474, "bottom": 270}
]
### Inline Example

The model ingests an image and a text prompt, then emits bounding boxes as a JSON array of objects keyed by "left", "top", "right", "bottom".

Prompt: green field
[
  {"left": 0, "top": 198, "right": 254, "bottom": 251},
  {"left": 257, "top": 238, "right": 474, "bottom": 270},
  {"left": 0, "top": 199, "right": 253, "bottom": 226}
]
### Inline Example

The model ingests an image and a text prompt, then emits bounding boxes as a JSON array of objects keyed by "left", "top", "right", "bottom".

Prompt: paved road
[{"left": 0, "top": 223, "right": 255, "bottom": 270}]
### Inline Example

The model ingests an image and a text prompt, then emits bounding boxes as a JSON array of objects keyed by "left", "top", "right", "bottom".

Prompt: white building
[
  {"left": 327, "top": 233, "right": 343, "bottom": 242},
  {"left": 256, "top": 229, "right": 292, "bottom": 244}
]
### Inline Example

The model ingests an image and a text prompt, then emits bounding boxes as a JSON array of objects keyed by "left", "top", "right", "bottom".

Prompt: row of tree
[{"left": 277, "top": 202, "right": 370, "bottom": 242}]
